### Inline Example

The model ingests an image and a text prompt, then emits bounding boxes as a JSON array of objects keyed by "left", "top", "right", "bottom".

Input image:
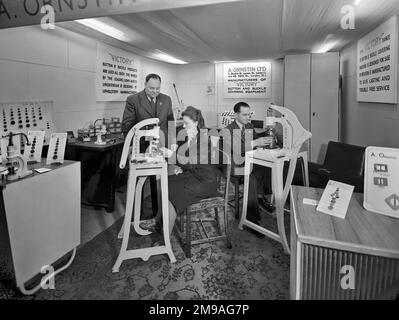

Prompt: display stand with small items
[
  {"left": 46, "top": 133, "right": 67, "bottom": 165},
  {"left": 23, "top": 131, "right": 45, "bottom": 163}
]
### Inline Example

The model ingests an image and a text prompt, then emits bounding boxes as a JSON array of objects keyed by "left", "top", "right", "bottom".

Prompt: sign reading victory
[
  {"left": 223, "top": 61, "right": 272, "bottom": 99},
  {"left": 96, "top": 43, "right": 140, "bottom": 101},
  {"left": 357, "top": 15, "right": 398, "bottom": 104}
]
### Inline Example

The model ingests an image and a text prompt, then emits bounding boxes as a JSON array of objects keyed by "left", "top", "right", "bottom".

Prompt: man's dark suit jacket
[
  {"left": 122, "top": 90, "right": 175, "bottom": 147},
  {"left": 224, "top": 121, "right": 261, "bottom": 176}
]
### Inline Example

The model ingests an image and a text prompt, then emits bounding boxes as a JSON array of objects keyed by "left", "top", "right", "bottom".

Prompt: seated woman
[{"left": 141, "top": 106, "right": 219, "bottom": 240}]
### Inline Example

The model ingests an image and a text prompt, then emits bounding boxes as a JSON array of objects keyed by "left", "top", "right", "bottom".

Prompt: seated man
[{"left": 224, "top": 102, "right": 273, "bottom": 238}]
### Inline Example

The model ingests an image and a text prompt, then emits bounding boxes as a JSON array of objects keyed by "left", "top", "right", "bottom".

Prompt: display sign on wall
[
  {"left": 96, "top": 43, "right": 140, "bottom": 102},
  {"left": 357, "top": 15, "right": 398, "bottom": 104},
  {"left": 0, "top": 0, "right": 242, "bottom": 29},
  {"left": 223, "top": 61, "right": 272, "bottom": 99}
]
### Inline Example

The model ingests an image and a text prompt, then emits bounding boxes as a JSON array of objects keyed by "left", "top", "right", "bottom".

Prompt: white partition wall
[
  {"left": 284, "top": 53, "right": 340, "bottom": 163},
  {"left": 310, "top": 53, "right": 340, "bottom": 163},
  {"left": 284, "top": 54, "right": 312, "bottom": 154},
  {"left": 284, "top": 54, "right": 311, "bottom": 131}
]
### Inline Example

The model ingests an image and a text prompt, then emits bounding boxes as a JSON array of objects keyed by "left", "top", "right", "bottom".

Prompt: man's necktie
[{"left": 150, "top": 98, "right": 157, "bottom": 115}]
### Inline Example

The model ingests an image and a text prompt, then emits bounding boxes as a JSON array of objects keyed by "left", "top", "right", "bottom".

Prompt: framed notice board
[{"left": 357, "top": 15, "right": 398, "bottom": 104}]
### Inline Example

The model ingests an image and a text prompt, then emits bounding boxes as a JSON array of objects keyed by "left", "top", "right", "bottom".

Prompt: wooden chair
[{"left": 175, "top": 149, "right": 232, "bottom": 258}]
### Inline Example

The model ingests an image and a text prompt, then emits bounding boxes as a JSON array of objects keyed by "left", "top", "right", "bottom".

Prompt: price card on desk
[
  {"left": 316, "top": 180, "right": 354, "bottom": 219},
  {"left": 364, "top": 147, "right": 399, "bottom": 219}
]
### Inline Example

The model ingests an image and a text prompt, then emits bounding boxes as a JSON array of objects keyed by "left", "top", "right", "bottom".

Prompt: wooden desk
[
  {"left": 66, "top": 135, "right": 124, "bottom": 212},
  {"left": 0, "top": 159, "right": 80, "bottom": 294},
  {"left": 290, "top": 186, "right": 399, "bottom": 300}
]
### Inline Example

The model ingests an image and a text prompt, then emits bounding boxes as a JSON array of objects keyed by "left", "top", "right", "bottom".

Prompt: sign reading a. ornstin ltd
[{"left": 0, "top": 0, "right": 243, "bottom": 29}]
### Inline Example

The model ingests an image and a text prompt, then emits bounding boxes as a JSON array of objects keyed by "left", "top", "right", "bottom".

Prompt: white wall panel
[{"left": 0, "top": 60, "right": 29, "bottom": 103}]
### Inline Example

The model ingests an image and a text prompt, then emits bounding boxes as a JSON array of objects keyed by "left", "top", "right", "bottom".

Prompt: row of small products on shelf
[{"left": 77, "top": 117, "right": 122, "bottom": 140}]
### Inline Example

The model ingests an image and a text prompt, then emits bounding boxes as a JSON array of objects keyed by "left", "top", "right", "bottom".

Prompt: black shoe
[
  {"left": 244, "top": 219, "right": 265, "bottom": 239},
  {"left": 259, "top": 197, "right": 276, "bottom": 217}
]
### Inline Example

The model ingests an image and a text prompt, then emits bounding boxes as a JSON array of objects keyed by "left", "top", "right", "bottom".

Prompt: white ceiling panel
[{"left": 61, "top": 0, "right": 399, "bottom": 63}]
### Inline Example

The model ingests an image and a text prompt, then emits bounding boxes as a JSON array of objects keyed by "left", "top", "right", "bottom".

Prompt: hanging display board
[
  {"left": 357, "top": 15, "right": 398, "bottom": 104},
  {"left": 364, "top": 146, "right": 399, "bottom": 219},
  {"left": 96, "top": 43, "right": 140, "bottom": 102},
  {"left": 0, "top": 101, "right": 55, "bottom": 146},
  {"left": 223, "top": 61, "right": 272, "bottom": 99}
]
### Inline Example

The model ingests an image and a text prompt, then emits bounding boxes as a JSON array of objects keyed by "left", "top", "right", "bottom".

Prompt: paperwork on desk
[
  {"left": 303, "top": 198, "right": 319, "bottom": 206},
  {"left": 316, "top": 180, "right": 354, "bottom": 219},
  {"left": 35, "top": 168, "right": 52, "bottom": 174}
]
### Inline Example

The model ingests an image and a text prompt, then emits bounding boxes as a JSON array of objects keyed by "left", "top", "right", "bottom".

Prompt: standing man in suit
[
  {"left": 122, "top": 73, "right": 175, "bottom": 147},
  {"left": 122, "top": 73, "right": 176, "bottom": 217},
  {"left": 225, "top": 102, "right": 272, "bottom": 238}
]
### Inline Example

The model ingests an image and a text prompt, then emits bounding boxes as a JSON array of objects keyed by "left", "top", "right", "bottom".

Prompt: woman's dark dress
[{"left": 168, "top": 130, "right": 218, "bottom": 214}]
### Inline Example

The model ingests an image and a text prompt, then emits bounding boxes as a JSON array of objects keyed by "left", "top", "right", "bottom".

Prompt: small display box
[
  {"left": 108, "top": 117, "right": 122, "bottom": 134},
  {"left": 78, "top": 117, "right": 122, "bottom": 140},
  {"left": 77, "top": 128, "right": 91, "bottom": 141}
]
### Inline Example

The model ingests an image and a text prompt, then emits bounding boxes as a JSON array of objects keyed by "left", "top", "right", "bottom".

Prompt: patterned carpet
[{"left": 0, "top": 183, "right": 291, "bottom": 300}]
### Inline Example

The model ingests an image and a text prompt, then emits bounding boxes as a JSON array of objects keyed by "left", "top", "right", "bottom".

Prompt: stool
[
  {"left": 176, "top": 149, "right": 232, "bottom": 258},
  {"left": 176, "top": 197, "right": 231, "bottom": 258},
  {"left": 112, "top": 162, "right": 176, "bottom": 273}
]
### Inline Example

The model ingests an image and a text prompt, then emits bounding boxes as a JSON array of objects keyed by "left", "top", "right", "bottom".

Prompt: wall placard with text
[
  {"left": 223, "top": 61, "right": 272, "bottom": 99},
  {"left": 357, "top": 15, "right": 398, "bottom": 104},
  {"left": 96, "top": 43, "right": 140, "bottom": 102}
]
